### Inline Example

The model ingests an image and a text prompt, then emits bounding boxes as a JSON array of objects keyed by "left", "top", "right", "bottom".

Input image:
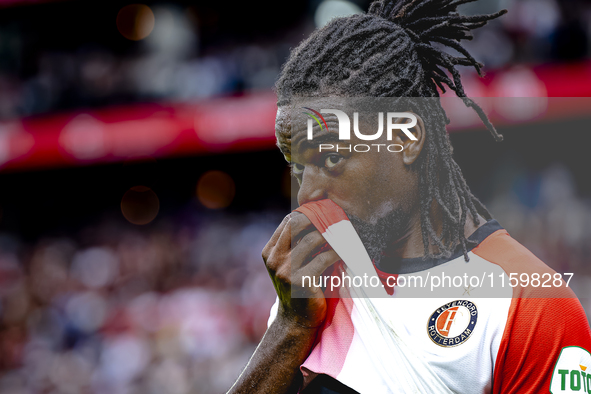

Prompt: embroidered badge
[{"left": 427, "top": 300, "right": 478, "bottom": 347}]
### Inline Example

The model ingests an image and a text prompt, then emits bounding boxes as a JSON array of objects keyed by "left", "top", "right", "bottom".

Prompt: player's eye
[
  {"left": 292, "top": 163, "right": 305, "bottom": 175},
  {"left": 324, "top": 154, "right": 343, "bottom": 169}
]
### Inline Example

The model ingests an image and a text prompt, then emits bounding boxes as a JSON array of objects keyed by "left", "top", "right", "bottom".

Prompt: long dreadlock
[{"left": 275, "top": 0, "right": 506, "bottom": 260}]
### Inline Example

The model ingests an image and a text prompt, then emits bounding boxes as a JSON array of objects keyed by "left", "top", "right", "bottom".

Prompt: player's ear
[{"left": 396, "top": 112, "right": 426, "bottom": 166}]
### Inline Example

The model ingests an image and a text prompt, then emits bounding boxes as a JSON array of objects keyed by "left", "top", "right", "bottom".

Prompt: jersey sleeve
[
  {"left": 492, "top": 296, "right": 591, "bottom": 393},
  {"left": 472, "top": 230, "right": 591, "bottom": 394}
]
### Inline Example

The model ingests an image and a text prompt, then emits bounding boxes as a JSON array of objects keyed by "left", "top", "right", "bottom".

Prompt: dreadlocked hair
[{"left": 275, "top": 0, "right": 507, "bottom": 261}]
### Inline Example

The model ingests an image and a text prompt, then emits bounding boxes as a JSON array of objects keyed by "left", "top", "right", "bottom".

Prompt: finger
[
  {"left": 262, "top": 214, "right": 291, "bottom": 262},
  {"left": 273, "top": 212, "right": 313, "bottom": 257},
  {"left": 298, "top": 249, "right": 341, "bottom": 280},
  {"left": 288, "top": 212, "right": 315, "bottom": 245},
  {"left": 290, "top": 230, "right": 330, "bottom": 271}
]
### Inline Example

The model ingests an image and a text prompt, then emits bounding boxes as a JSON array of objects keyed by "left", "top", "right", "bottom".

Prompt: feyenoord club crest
[{"left": 427, "top": 300, "right": 478, "bottom": 347}]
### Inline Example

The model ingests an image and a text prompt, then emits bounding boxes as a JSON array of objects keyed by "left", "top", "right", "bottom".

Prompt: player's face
[{"left": 275, "top": 100, "right": 422, "bottom": 255}]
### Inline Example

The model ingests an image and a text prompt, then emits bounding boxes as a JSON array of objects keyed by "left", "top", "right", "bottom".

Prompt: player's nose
[{"left": 297, "top": 167, "right": 327, "bottom": 206}]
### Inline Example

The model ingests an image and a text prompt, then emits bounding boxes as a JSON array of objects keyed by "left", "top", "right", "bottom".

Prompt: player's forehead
[{"left": 275, "top": 97, "right": 343, "bottom": 161}]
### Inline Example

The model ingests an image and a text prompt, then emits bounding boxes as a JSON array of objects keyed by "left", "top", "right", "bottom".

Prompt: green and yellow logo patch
[{"left": 551, "top": 347, "right": 591, "bottom": 393}]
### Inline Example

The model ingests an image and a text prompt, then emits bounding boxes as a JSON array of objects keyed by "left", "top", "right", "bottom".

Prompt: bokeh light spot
[
  {"left": 121, "top": 186, "right": 160, "bottom": 225},
  {"left": 116, "top": 4, "right": 155, "bottom": 41},
  {"left": 196, "top": 171, "right": 235, "bottom": 209}
]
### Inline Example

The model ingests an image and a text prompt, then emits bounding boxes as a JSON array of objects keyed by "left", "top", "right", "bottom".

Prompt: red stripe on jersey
[
  {"left": 301, "top": 263, "right": 355, "bottom": 384},
  {"left": 294, "top": 200, "right": 356, "bottom": 386}
]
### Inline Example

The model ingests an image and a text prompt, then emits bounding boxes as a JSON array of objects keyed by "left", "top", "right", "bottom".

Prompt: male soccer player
[{"left": 228, "top": 0, "right": 591, "bottom": 393}]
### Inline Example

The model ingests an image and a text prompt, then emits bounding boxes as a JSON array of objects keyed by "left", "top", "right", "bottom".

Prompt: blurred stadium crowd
[
  {"left": 0, "top": 0, "right": 591, "bottom": 120},
  {"left": 486, "top": 164, "right": 591, "bottom": 298},
  {"left": 0, "top": 210, "right": 280, "bottom": 394},
  {"left": 0, "top": 0, "right": 591, "bottom": 393}
]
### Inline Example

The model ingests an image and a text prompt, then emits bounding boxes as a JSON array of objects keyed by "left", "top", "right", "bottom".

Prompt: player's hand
[{"left": 262, "top": 212, "right": 341, "bottom": 329}]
